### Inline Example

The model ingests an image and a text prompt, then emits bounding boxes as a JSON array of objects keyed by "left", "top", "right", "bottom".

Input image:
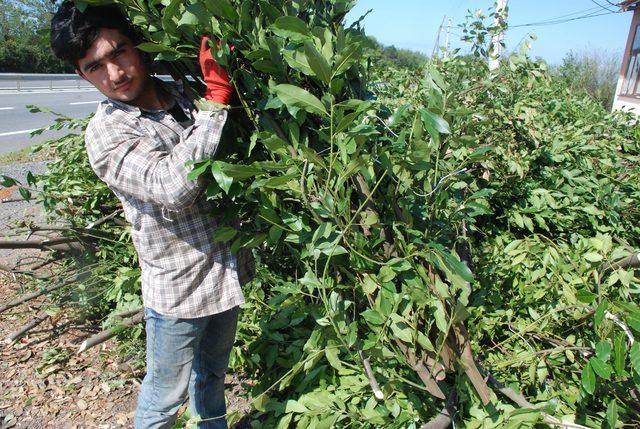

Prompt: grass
[{"left": 0, "top": 144, "right": 55, "bottom": 165}]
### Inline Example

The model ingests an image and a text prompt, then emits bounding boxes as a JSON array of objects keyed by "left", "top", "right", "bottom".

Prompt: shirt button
[{"left": 218, "top": 114, "right": 224, "bottom": 121}]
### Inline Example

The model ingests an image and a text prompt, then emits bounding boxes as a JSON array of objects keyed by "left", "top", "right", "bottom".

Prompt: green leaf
[
  {"left": 219, "top": 163, "right": 264, "bottom": 179},
  {"left": 284, "top": 399, "right": 309, "bottom": 413},
  {"left": 212, "top": 227, "right": 237, "bottom": 243},
  {"left": 575, "top": 289, "right": 597, "bottom": 304},
  {"left": 203, "top": 0, "right": 238, "bottom": 24},
  {"left": 628, "top": 313, "right": 640, "bottom": 332},
  {"left": 420, "top": 108, "right": 451, "bottom": 135},
  {"left": 274, "top": 84, "right": 328, "bottom": 116},
  {"left": 334, "top": 44, "right": 362, "bottom": 75},
  {"left": 613, "top": 333, "right": 626, "bottom": 376},
  {"left": 187, "top": 161, "right": 210, "bottom": 181},
  {"left": 389, "top": 314, "right": 413, "bottom": 343},
  {"left": 177, "top": 4, "right": 206, "bottom": 27},
  {"left": 581, "top": 362, "right": 596, "bottom": 394},
  {"left": 211, "top": 161, "right": 233, "bottom": 194},
  {"left": 589, "top": 357, "right": 612, "bottom": 380},
  {"left": 271, "top": 16, "right": 312, "bottom": 41},
  {"left": 1, "top": 175, "right": 18, "bottom": 187},
  {"left": 18, "top": 188, "right": 31, "bottom": 201},
  {"left": 630, "top": 343, "right": 640, "bottom": 375},
  {"left": 583, "top": 252, "right": 603, "bottom": 263},
  {"left": 304, "top": 41, "right": 332, "bottom": 85},
  {"left": 136, "top": 42, "right": 175, "bottom": 53},
  {"left": 361, "top": 309, "right": 385, "bottom": 325},
  {"left": 606, "top": 399, "right": 618, "bottom": 429},
  {"left": 325, "top": 347, "right": 343, "bottom": 370},
  {"left": 594, "top": 300, "right": 608, "bottom": 328},
  {"left": 596, "top": 340, "right": 612, "bottom": 362}
]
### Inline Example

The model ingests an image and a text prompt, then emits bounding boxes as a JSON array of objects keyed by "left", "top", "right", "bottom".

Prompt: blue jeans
[{"left": 134, "top": 306, "right": 239, "bottom": 429}]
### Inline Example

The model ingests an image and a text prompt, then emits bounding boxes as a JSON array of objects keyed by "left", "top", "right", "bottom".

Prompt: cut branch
[
  {"left": 485, "top": 370, "right": 591, "bottom": 429},
  {"left": 0, "top": 237, "right": 86, "bottom": 252},
  {"left": 605, "top": 311, "right": 635, "bottom": 345},
  {"left": 395, "top": 339, "right": 446, "bottom": 400},
  {"left": 451, "top": 324, "right": 491, "bottom": 405},
  {"left": 0, "top": 278, "right": 75, "bottom": 313},
  {"left": 77, "top": 311, "right": 144, "bottom": 354},
  {"left": 420, "top": 392, "right": 457, "bottom": 429},
  {"left": 112, "top": 307, "right": 143, "bottom": 319},
  {"left": 599, "top": 252, "right": 640, "bottom": 274},
  {"left": 85, "top": 209, "right": 123, "bottom": 229},
  {"left": 5, "top": 312, "right": 50, "bottom": 343},
  {"left": 359, "top": 350, "right": 384, "bottom": 400}
]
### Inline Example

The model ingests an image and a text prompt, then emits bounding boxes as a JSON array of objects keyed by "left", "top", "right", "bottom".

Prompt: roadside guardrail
[
  {"left": 0, "top": 73, "right": 93, "bottom": 91},
  {"left": 0, "top": 73, "right": 179, "bottom": 91}
]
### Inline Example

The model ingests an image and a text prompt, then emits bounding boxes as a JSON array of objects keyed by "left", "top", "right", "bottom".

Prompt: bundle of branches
[{"left": 75, "top": 0, "right": 500, "bottom": 426}]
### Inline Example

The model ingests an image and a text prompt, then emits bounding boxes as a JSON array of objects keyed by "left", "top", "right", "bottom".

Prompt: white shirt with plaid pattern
[{"left": 84, "top": 80, "right": 251, "bottom": 318}]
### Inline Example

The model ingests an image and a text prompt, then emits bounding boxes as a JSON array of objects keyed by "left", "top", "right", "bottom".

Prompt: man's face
[{"left": 77, "top": 28, "right": 150, "bottom": 105}]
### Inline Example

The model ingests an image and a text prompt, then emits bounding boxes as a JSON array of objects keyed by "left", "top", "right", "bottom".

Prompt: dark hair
[{"left": 50, "top": 2, "right": 140, "bottom": 67}]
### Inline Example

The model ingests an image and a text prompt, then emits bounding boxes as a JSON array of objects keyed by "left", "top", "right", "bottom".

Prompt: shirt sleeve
[{"left": 85, "top": 108, "right": 227, "bottom": 210}]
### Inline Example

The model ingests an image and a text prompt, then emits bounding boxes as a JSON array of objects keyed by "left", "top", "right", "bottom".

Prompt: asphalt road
[{"left": 0, "top": 86, "right": 103, "bottom": 154}]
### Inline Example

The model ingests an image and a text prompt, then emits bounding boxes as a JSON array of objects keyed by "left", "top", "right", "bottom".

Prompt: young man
[{"left": 50, "top": 3, "right": 253, "bottom": 428}]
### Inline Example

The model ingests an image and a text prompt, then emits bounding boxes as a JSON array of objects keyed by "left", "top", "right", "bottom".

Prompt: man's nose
[{"left": 106, "top": 62, "right": 124, "bottom": 83}]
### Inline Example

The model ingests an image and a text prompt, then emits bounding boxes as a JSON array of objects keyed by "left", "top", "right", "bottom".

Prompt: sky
[{"left": 346, "top": 0, "right": 632, "bottom": 65}]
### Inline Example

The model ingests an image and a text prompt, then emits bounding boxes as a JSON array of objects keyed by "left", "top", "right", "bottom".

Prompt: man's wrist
[{"left": 194, "top": 98, "right": 228, "bottom": 112}]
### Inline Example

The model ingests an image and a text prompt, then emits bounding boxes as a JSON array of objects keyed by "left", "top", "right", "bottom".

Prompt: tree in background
[
  {"left": 0, "top": 0, "right": 72, "bottom": 73},
  {"left": 556, "top": 49, "right": 621, "bottom": 111}
]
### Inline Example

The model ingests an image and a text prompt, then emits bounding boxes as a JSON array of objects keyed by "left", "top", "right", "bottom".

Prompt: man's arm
[{"left": 85, "top": 108, "right": 227, "bottom": 210}]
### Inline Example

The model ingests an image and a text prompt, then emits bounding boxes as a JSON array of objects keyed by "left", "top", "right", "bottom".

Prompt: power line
[
  {"left": 588, "top": 0, "right": 617, "bottom": 12},
  {"left": 511, "top": 9, "right": 619, "bottom": 28}
]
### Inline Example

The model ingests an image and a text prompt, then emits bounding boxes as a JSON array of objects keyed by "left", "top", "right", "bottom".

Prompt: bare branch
[
  {"left": 420, "top": 392, "right": 457, "bottom": 429},
  {"left": 395, "top": 339, "right": 446, "bottom": 400},
  {"left": 605, "top": 311, "right": 635, "bottom": 346},
  {"left": 0, "top": 278, "right": 75, "bottom": 313},
  {"left": 359, "top": 350, "right": 384, "bottom": 400},
  {"left": 599, "top": 252, "right": 640, "bottom": 274},
  {"left": 77, "top": 311, "right": 144, "bottom": 354},
  {"left": 5, "top": 312, "right": 50, "bottom": 343},
  {"left": 0, "top": 237, "right": 86, "bottom": 252},
  {"left": 485, "top": 371, "right": 591, "bottom": 429}
]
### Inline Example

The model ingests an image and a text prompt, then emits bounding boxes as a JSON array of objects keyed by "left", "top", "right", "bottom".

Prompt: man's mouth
[{"left": 114, "top": 79, "right": 132, "bottom": 91}]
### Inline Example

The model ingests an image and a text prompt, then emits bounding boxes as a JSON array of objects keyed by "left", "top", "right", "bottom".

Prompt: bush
[{"left": 555, "top": 49, "right": 621, "bottom": 111}]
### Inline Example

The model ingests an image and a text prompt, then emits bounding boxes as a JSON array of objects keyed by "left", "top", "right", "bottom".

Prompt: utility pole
[
  {"left": 431, "top": 15, "right": 446, "bottom": 59},
  {"left": 488, "top": 0, "right": 508, "bottom": 72},
  {"left": 443, "top": 18, "right": 452, "bottom": 59}
]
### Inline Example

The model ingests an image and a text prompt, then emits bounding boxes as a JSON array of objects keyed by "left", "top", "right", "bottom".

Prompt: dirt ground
[{"left": 0, "top": 186, "right": 251, "bottom": 429}]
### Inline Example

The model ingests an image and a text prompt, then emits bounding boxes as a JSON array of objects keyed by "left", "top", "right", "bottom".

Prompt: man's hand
[{"left": 199, "top": 36, "right": 233, "bottom": 105}]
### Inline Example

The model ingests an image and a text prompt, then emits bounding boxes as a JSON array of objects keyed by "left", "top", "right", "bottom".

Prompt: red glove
[{"left": 199, "top": 36, "right": 234, "bottom": 105}]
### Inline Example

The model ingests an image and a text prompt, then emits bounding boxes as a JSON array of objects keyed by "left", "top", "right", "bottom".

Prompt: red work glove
[{"left": 199, "top": 36, "right": 234, "bottom": 105}]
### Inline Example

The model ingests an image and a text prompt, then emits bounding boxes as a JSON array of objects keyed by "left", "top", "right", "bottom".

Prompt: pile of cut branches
[{"left": 1, "top": 1, "right": 639, "bottom": 427}]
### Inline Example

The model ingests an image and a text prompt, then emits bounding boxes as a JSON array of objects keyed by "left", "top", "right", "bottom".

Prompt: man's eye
[{"left": 90, "top": 64, "right": 102, "bottom": 73}]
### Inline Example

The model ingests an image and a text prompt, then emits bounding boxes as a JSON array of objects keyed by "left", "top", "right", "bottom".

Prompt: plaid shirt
[{"left": 85, "top": 80, "right": 251, "bottom": 318}]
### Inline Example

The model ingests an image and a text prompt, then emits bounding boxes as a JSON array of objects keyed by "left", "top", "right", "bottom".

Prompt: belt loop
[{"left": 161, "top": 206, "right": 175, "bottom": 222}]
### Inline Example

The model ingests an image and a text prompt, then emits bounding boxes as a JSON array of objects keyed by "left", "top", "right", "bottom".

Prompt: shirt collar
[{"left": 105, "top": 77, "right": 188, "bottom": 118}]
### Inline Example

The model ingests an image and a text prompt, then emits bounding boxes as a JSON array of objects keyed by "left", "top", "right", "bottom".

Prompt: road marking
[
  {"left": 0, "top": 88, "right": 98, "bottom": 96},
  {"left": 0, "top": 128, "right": 40, "bottom": 137},
  {"left": 69, "top": 101, "right": 101, "bottom": 105},
  {"left": 0, "top": 107, "right": 14, "bottom": 111}
]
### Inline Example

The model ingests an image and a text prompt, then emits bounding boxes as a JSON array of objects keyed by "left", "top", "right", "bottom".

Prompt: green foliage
[
  {"left": 0, "top": 38, "right": 72, "bottom": 73},
  {"left": 0, "top": 0, "right": 71, "bottom": 73},
  {"left": 5, "top": 0, "right": 639, "bottom": 427},
  {"left": 367, "top": 37, "right": 428, "bottom": 70},
  {"left": 554, "top": 49, "right": 621, "bottom": 111}
]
